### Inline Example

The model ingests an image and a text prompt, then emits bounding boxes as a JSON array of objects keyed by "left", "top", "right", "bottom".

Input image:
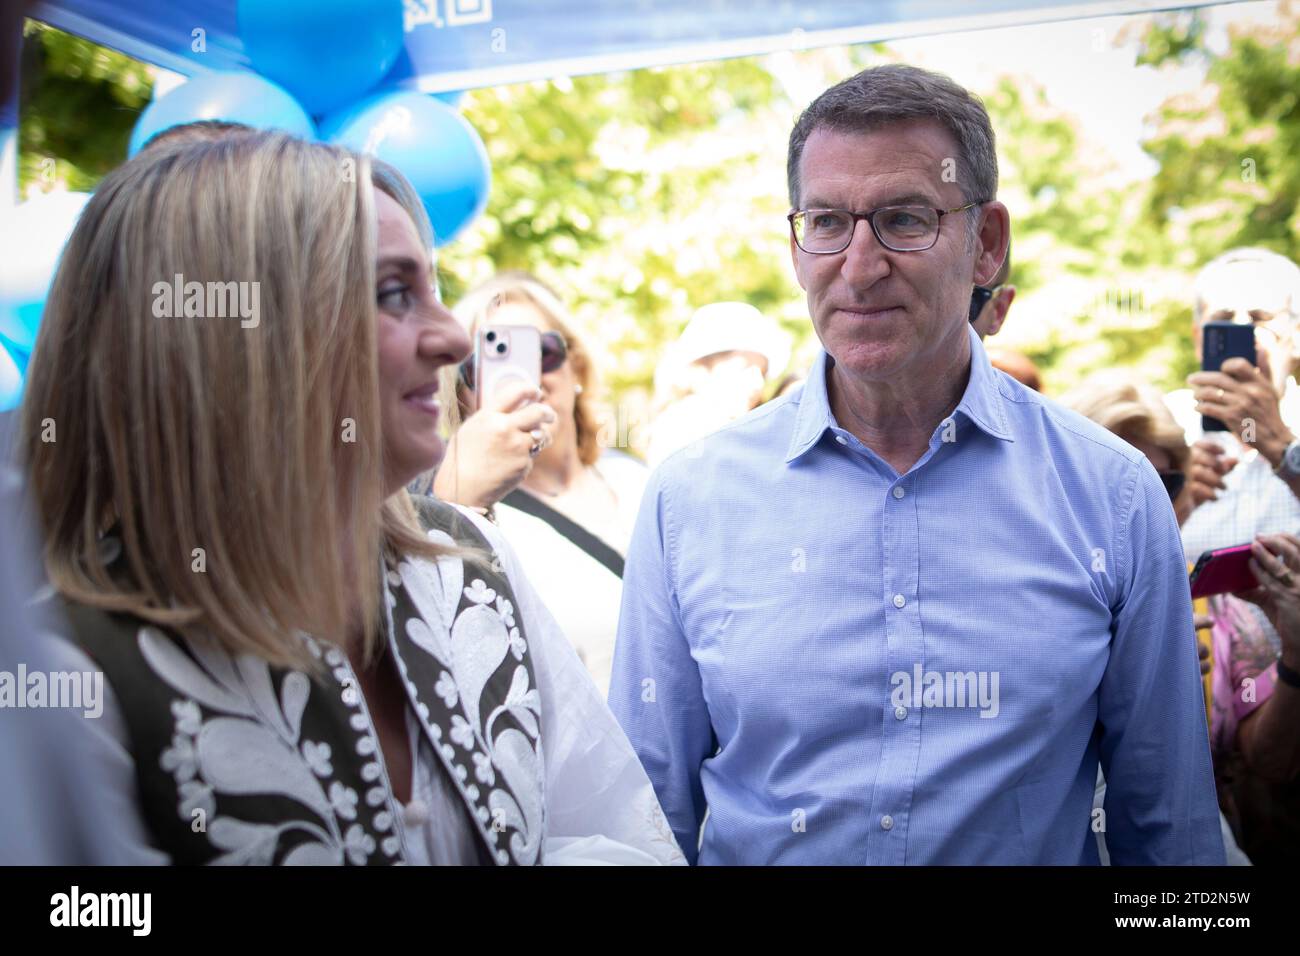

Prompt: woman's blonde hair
[
  {"left": 1060, "top": 372, "right": 1190, "bottom": 472},
  {"left": 450, "top": 272, "right": 602, "bottom": 467},
  {"left": 21, "top": 131, "right": 446, "bottom": 669}
]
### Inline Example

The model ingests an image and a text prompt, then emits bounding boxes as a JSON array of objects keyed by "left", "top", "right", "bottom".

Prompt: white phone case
[{"left": 475, "top": 324, "right": 541, "bottom": 410}]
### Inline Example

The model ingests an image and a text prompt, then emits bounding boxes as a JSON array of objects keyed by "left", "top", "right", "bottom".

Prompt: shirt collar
[{"left": 785, "top": 322, "right": 1015, "bottom": 464}]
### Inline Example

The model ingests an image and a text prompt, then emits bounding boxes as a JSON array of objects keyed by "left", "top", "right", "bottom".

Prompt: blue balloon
[
  {"left": 0, "top": 191, "right": 92, "bottom": 354},
  {"left": 321, "top": 91, "right": 490, "bottom": 247},
  {"left": 128, "top": 71, "right": 316, "bottom": 157},
  {"left": 0, "top": 342, "right": 22, "bottom": 412},
  {"left": 238, "top": 0, "right": 405, "bottom": 117},
  {"left": 432, "top": 90, "right": 465, "bottom": 109}
]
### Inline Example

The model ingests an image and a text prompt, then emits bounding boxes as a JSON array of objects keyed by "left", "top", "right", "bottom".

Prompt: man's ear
[{"left": 973, "top": 202, "right": 1011, "bottom": 287}]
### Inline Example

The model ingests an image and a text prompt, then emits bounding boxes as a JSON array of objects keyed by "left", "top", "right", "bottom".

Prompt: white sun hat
[{"left": 658, "top": 302, "right": 792, "bottom": 390}]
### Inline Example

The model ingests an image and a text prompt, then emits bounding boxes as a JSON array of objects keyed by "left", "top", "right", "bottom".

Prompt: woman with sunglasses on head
[
  {"left": 19, "top": 133, "right": 682, "bottom": 865},
  {"left": 432, "top": 273, "right": 647, "bottom": 697}
]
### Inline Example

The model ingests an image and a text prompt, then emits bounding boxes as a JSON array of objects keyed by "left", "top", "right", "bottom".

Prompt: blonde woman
[
  {"left": 434, "top": 273, "right": 646, "bottom": 697},
  {"left": 18, "top": 132, "right": 682, "bottom": 866}
]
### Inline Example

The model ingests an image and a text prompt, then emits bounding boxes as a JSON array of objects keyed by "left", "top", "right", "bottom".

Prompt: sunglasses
[
  {"left": 458, "top": 329, "right": 568, "bottom": 392},
  {"left": 1158, "top": 470, "right": 1186, "bottom": 504}
]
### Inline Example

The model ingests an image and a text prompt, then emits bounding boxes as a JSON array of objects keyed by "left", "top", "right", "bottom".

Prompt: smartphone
[
  {"left": 1201, "top": 322, "right": 1256, "bottom": 432},
  {"left": 473, "top": 324, "right": 541, "bottom": 411},
  {"left": 1189, "top": 543, "right": 1259, "bottom": 599},
  {"left": 969, "top": 286, "right": 993, "bottom": 324}
]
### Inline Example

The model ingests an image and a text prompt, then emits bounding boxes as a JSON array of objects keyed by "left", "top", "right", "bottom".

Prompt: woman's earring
[{"left": 574, "top": 384, "right": 584, "bottom": 394}]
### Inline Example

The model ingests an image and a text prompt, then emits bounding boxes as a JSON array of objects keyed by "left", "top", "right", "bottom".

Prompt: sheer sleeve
[{"left": 454, "top": 506, "right": 685, "bottom": 865}]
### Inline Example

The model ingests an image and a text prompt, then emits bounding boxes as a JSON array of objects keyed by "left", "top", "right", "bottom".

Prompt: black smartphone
[
  {"left": 969, "top": 285, "right": 993, "bottom": 324},
  {"left": 1201, "top": 322, "right": 1256, "bottom": 432}
]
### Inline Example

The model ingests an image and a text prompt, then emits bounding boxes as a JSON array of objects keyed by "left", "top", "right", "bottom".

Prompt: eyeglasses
[
  {"left": 458, "top": 330, "right": 568, "bottom": 391},
  {"left": 788, "top": 201, "right": 987, "bottom": 255}
]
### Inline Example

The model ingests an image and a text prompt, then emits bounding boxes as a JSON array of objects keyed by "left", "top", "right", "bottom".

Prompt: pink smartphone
[
  {"left": 1189, "top": 544, "right": 1258, "bottom": 599},
  {"left": 473, "top": 324, "right": 541, "bottom": 411}
]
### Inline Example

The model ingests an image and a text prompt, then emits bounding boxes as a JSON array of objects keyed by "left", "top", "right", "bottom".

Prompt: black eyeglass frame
[{"left": 788, "top": 200, "right": 988, "bottom": 255}]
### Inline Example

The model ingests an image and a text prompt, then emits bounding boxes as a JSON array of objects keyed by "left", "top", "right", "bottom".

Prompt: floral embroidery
[
  {"left": 388, "top": 520, "right": 547, "bottom": 865},
  {"left": 434, "top": 671, "right": 458, "bottom": 708},
  {"left": 464, "top": 580, "right": 496, "bottom": 605},
  {"left": 301, "top": 741, "right": 333, "bottom": 777},
  {"left": 508, "top": 627, "right": 527, "bottom": 662},
  {"left": 138, "top": 627, "right": 397, "bottom": 866},
  {"left": 449, "top": 714, "right": 475, "bottom": 750}
]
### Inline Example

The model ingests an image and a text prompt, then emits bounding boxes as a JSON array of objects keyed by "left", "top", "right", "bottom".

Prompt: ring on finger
[{"left": 1216, "top": 387, "right": 1225, "bottom": 401}]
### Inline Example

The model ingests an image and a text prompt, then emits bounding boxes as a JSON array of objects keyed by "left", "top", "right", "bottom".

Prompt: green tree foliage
[
  {"left": 16, "top": 8, "right": 1300, "bottom": 412},
  {"left": 438, "top": 56, "right": 816, "bottom": 405},
  {"left": 1139, "top": 4, "right": 1300, "bottom": 264},
  {"left": 17, "top": 21, "right": 153, "bottom": 194}
]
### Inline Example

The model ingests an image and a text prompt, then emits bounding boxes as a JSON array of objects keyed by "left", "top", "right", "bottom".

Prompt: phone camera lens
[
  {"left": 485, "top": 331, "right": 496, "bottom": 342},
  {"left": 495, "top": 342, "right": 507, "bottom": 354}
]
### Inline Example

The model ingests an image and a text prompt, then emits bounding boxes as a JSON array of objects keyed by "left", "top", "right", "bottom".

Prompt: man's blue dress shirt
[{"left": 610, "top": 325, "right": 1224, "bottom": 865}]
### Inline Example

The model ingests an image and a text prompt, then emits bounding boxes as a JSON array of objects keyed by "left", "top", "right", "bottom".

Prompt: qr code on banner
[
  {"left": 446, "top": 0, "right": 493, "bottom": 26},
  {"left": 404, "top": 0, "right": 494, "bottom": 29}
]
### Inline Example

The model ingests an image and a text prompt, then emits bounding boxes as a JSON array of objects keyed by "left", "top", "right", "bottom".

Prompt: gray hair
[
  {"left": 1192, "top": 247, "right": 1300, "bottom": 325},
  {"left": 787, "top": 64, "right": 998, "bottom": 219}
]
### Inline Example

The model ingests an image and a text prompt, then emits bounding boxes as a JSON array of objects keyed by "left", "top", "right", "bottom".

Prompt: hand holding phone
[
  {"left": 1189, "top": 543, "right": 1259, "bottom": 599},
  {"left": 473, "top": 324, "right": 542, "bottom": 411},
  {"left": 1198, "top": 322, "right": 1256, "bottom": 433}
]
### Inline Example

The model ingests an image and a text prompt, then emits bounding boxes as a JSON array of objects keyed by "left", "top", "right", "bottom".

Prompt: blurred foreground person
[
  {"left": 436, "top": 273, "right": 646, "bottom": 696},
  {"left": 0, "top": 450, "right": 122, "bottom": 863},
  {"left": 646, "top": 302, "right": 791, "bottom": 466},
  {"left": 18, "top": 133, "right": 682, "bottom": 865}
]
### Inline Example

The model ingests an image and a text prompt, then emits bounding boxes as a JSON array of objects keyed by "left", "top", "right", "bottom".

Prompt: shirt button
[
  {"left": 893, "top": 594, "right": 906, "bottom": 609},
  {"left": 892, "top": 486, "right": 905, "bottom": 499},
  {"left": 894, "top": 705, "right": 907, "bottom": 720},
  {"left": 835, "top": 435, "right": 848, "bottom": 445},
  {"left": 881, "top": 815, "right": 894, "bottom": 831},
  {"left": 402, "top": 799, "right": 429, "bottom": 828}
]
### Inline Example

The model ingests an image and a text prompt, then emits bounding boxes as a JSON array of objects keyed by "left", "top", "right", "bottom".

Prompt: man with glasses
[{"left": 610, "top": 64, "right": 1223, "bottom": 865}]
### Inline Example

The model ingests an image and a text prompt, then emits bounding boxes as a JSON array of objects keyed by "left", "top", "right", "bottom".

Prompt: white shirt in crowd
[{"left": 494, "top": 451, "right": 647, "bottom": 698}]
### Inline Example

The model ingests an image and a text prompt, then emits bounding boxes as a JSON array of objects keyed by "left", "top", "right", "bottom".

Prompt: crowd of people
[{"left": 2, "top": 60, "right": 1299, "bottom": 866}]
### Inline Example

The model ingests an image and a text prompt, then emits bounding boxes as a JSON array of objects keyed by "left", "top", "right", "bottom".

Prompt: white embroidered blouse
[{"left": 52, "top": 505, "right": 685, "bottom": 866}]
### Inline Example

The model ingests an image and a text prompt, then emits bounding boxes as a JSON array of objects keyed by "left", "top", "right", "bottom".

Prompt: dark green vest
[{"left": 63, "top": 498, "right": 545, "bottom": 865}]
